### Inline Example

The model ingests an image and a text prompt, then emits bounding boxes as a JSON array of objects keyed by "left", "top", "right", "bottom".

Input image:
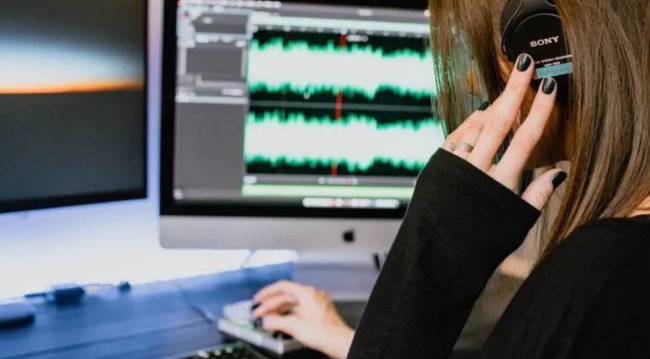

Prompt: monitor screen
[
  {"left": 162, "top": 0, "right": 443, "bottom": 219},
  {"left": 0, "top": 0, "right": 147, "bottom": 214}
]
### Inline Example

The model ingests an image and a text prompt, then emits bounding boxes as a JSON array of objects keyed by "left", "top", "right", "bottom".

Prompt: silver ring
[{"left": 451, "top": 142, "right": 475, "bottom": 154}]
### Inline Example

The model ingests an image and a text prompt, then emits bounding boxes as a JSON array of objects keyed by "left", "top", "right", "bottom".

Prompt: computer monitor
[
  {"left": 160, "top": 0, "right": 444, "bottom": 251},
  {"left": 0, "top": 0, "right": 147, "bottom": 214}
]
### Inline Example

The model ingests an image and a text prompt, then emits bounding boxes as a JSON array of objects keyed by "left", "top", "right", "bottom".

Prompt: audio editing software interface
[{"left": 173, "top": 0, "right": 445, "bottom": 209}]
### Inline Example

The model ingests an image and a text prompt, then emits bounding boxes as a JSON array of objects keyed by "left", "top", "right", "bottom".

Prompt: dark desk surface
[{"left": 0, "top": 263, "right": 377, "bottom": 359}]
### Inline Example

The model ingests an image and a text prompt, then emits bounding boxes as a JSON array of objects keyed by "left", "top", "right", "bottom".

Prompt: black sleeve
[{"left": 347, "top": 149, "right": 540, "bottom": 359}]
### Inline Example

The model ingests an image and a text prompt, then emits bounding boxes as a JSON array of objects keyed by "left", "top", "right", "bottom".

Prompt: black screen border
[
  {"left": 160, "top": 0, "right": 427, "bottom": 219},
  {"left": 0, "top": 0, "right": 149, "bottom": 215}
]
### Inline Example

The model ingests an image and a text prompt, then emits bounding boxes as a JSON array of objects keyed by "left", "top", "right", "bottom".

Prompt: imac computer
[
  {"left": 160, "top": 0, "right": 445, "bottom": 251},
  {"left": 0, "top": 0, "right": 148, "bottom": 215},
  {"left": 0, "top": 0, "right": 146, "bottom": 329}
]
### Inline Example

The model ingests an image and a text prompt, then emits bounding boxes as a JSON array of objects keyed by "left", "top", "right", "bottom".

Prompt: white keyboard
[{"left": 219, "top": 301, "right": 303, "bottom": 355}]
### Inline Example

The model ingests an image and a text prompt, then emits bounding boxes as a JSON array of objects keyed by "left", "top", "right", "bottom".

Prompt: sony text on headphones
[{"left": 500, "top": 0, "right": 572, "bottom": 101}]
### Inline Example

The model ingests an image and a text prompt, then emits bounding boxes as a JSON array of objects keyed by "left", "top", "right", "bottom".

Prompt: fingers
[
  {"left": 468, "top": 54, "right": 535, "bottom": 170},
  {"left": 254, "top": 280, "right": 312, "bottom": 303},
  {"left": 443, "top": 114, "right": 482, "bottom": 152},
  {"left": 252, "top": 293, "right": 297, "bottom": 318},
  {"left": 444, "top": 101, "right": 488, "bottom": 159},
  {"left": 262, "top": 314, "right": 301, "bottom": 338},
  {"left": 492, "top": 78, "right": 557, "bottom": 189},
  {"left": 521, "top": 170, "right": 567, "bottom": 210},
  {"left": 450, "top": 132, "right": 480, "bottom": 160},
  {"left": 491, "top": 54, "right": 535, "bottom": 118}
]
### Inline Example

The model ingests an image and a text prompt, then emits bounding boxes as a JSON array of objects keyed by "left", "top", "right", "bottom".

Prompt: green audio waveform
[
  {"left": 247, "top": 38, "right": 436, "bottom": 99},
  {"left": 244, "top": 111, "right": 446, "bottom": 172}
]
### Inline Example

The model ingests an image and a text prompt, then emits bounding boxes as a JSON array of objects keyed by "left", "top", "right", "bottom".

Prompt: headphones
[{"left": 500, "top": 0, "right": 572, "bottom": 101}]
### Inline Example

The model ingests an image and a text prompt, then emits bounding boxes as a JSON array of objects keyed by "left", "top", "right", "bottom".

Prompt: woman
[
  {"left": 342, "top": 0, "right": 650, "bottom": 358},
  {"left": 258, "top": 0, "right": 650, "bottom": 358}
]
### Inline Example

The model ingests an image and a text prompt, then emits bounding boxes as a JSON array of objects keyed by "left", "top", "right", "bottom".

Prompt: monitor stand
[
  {"left": 240, "top": 250, "right": 381, "bottom": 303},
  {"left": 292, "top": 252, "right": 378, "bottom": 299}
]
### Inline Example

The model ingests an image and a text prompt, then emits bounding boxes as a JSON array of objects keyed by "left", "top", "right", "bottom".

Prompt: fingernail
[
  {"left": 516, "top": 53, "right": 532, "bottom": 72},
  {"left": 251, "top": 302, "right": 261, "bottom": 311},
  {"left": 273, "top": 332, "right": 293, "bottom": 340},
  {"left": 478, "top": 101, "right": 490, "bottom": 111},
  {"left": 253, "top": 318, "right": 263, "bottom": 329},
  {"left": 551, "top": 171, "right": 567, "bottom": 189},
  {"left": 541, "top": 77, "right": 557, "bottom": 95}
]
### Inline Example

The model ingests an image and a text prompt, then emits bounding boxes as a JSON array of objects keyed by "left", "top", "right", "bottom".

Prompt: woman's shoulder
[
  {"left": 552, "top": 216, "right": 650, "bottom": 358},
  {"left": 535, "top": 215, "right": 650, "bottom": 276},
  {"left": 573, "top": 214, "right": 650, "bottom": 236},
  {"left": 520, "top": 215, "right": 650, "bottom": 298},
  {"left": 484, "top": 218, "right": 650, "bottom": 358},
  {"left": 481, "top": 216, "right": 650, "bottom": 358},
  {"left": 549, "top": 215, "right": 650, "bottom": 263}
]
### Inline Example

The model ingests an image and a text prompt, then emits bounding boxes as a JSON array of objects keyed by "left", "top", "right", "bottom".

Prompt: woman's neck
[{"left": 630, "top": 197, "right": 650, "bottom": 217}]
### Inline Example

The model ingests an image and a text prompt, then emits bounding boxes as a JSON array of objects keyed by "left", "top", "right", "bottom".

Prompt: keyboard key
[{"left": 178, "top": 342, "right": 269, "bottom": 359}]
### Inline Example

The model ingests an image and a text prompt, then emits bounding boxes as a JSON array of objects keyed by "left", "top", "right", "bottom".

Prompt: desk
[
  {"left": 0, "top": 263, "right": 376, "bottom": 359},
  {"left": 0, "top": 262, "right": 481, "bottom": 359}
]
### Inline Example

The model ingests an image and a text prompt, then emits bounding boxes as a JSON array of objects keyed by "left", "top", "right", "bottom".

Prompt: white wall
[{"left": 0, "top": 0, "right": 297, "bottom": 299}]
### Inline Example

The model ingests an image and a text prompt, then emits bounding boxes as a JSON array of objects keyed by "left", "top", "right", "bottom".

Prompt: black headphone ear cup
[{"left": 499, "top": 0, "right": 570, "bottom": 103}]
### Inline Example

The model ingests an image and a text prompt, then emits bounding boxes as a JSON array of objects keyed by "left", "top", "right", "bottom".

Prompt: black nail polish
[
  {"left": 253, "top": 318, "right": 263, "bottom": 329},
  {"left": 542, "top": 77, "right": 557, "bottom": 95},
  {"left": 551, "top": 171, "right": 567, "bottom": 189},
  {"left": 516, "top": 54, "right": 532, "bottom": 72},
  {"left": 251, "top": 302, "right": 261, "bottom": 311},
  {"left": 273, "top": 332, "right": 293, "bottom": 340},
  {"left": 478, "top": 101, "right": 490, "bottom": 111}
]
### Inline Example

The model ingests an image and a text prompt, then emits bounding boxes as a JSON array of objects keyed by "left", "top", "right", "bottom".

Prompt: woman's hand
[
  {"left": 252, "top": 281, "right": 354, "bottom": 359},
  {"left": 444, "top": 53, "right": 566, "bottom": 210}
]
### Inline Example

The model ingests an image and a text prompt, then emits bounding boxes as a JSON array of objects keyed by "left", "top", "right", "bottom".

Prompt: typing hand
[
  {"left": 252, "top": 281, "right": 354, "bottom": 359},
  {"left": 444, "top": 53, "right": 566, "bottom": 211}
]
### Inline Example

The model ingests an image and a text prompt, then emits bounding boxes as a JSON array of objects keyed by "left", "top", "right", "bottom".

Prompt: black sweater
[{"left": 347, "top": 149, "right": 650, "bottom": 359}]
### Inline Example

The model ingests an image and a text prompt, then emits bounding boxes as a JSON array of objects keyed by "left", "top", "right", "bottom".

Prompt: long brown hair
[{"left": 428, "top": 0, "right": 650, "bottom": 258}]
